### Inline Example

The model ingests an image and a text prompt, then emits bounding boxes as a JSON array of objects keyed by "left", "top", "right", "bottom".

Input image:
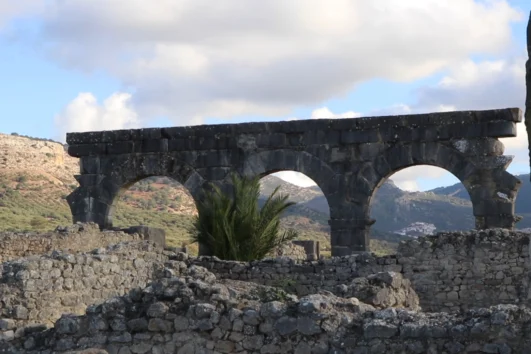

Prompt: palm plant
[{"left": 192, "top": 173, "right": 298, "bottom": 261}]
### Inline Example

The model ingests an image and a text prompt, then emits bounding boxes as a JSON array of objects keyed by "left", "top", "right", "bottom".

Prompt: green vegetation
[
  {"left": 192, "top": 174, "right": 298, "bottom": 261},
  {"left": 10, "top": 132, "right": 62, "bottom": 144},
  {"left": 0, "top": 172, "right": 400, "bottom": 257}
]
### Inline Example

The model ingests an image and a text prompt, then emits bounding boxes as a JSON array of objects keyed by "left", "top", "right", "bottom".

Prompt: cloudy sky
[{"left": 0, "top": 0, "right": 529, "bottom": 191}]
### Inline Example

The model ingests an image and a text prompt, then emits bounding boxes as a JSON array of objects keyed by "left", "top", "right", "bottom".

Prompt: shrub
[
  {"left": 16, "top": 175, "right": 28, "bottom": 183},
  {"left": 30, "top": 216, "right": 48, "bottom": 230},
  {"left": 192, "top": 173, "right": 298, "bottom": 261}
]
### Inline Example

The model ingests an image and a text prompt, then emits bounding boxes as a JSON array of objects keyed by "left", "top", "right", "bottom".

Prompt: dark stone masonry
[
  {"left": 66, "top": 108, "right": 523, "bottom": 256},
  {"left": 526, "top": 11, "right": 531, "bottom": 180}
]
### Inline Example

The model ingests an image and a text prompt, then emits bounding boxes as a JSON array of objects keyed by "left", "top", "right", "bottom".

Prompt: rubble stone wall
[
  {"left": 190, "top": 229, "right": 531, "bottom": 312},
  {"left": 0, "top": 223, "right": 140, "bottom": 263},
  {"left": 0, "top": 228, "right": 530, "bottom": 343},
  {"left": 2, "top": 266, "right": 531, "bottom": 354},
  {"left": 267, "top": 242, "right": 307, "bottom": 260},
  {"left": 0, "top": 241, "right": 170, "bottom": 330}
]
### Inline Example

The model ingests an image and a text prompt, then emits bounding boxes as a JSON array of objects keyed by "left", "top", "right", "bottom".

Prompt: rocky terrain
[{"left": 1, "top": 225, "right": 531, "bottom": 353}]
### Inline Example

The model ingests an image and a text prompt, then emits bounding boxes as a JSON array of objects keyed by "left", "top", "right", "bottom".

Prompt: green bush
[
  {"left": 30, "top": 216, "right": 48, "bottom": 230},
  {"left": 192, "top": 174, "right": 298, "bottom": 261}
]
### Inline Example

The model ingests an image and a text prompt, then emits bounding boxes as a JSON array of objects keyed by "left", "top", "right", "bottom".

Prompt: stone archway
[
  {"left": 332, "top": 140, "right": 522, "bottom": 256},
  {"left": 67, "top": 153, "right": 205, "bottom": 230},
  {"left": 65, "top": 108, "right": 522, "bottom": 257},
  {"left": 241, "top": 149, "right": 338, "bottom": 209}
]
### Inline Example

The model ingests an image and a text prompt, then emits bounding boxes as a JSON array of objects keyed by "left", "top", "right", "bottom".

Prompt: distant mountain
[
  {"left": 283, "top": 177, "right": 473, "bottom": 235},
  {"left": 259, "top": 175, "right": 322, "bottom": 203},
  {"left": 430, "top": 173, "right": 531, "bottom": 229}
]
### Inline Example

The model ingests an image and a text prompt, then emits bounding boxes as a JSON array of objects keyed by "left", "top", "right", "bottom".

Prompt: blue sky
[{"left": 0, "top": 0, "right": 529, "bottom": 191}]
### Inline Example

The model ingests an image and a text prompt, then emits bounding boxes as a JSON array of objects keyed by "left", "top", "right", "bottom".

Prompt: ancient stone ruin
[
  {"left": 0, "top": 9, "right": 530, "bottom": 354},
  {"left": 1, "top": 226, "right": 531, "bottom": 353},
  {"left": 66, "top": 108, "right": 522, "bottom": 256}
]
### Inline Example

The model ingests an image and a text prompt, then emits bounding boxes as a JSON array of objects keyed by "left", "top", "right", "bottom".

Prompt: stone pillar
[
  {"left": 66, "top": 185, "right": 115, "bottom": 229},
  {"left": 66, "top": 173, "right": 121, "bottom": 230},
  {"left": 292, "top": 240, "right": 321, "bottom": 260},
  {"left": 329, "top": 218, "right": 374, "bottom": 256},
  {"left": 526, "top": 11, "right": 531, "bottom": 179},
  {"left": 465, "top": 167, "right": 521, "bottom": 230}
]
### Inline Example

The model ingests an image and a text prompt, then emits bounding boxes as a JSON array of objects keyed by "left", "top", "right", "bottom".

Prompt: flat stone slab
[{"left": 66, "top": 108, "right": 521, "bottom": 156}]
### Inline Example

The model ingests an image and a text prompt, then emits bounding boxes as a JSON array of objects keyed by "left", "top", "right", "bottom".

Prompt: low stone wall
[
  {"left": 400, "top": 229, "right": 530, "bottom": 312},
  {"left": 0, "top": 241, "right": 169, "bottom": 330},
  {"left": 2, "top": 266, "right": 531, "bottom": 354},
  {"left": 267, "top": 242, "right": 307, "bottom": 260},
  {"left": 0, "top": 223, "right": 141, "bottom": 263},
  {"left": 189, "top": 229, "right": 531, "bottom": 312},
  {"left": 188, "top": 253, "right": 400, "bottom": 296},
  {"left": 0, "top": 226, "right": 529, "bottom": 336}
]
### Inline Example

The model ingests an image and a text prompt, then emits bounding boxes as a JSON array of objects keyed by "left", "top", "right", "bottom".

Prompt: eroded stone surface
[
  {"left": 0, "top": 223, "right": 141, "bottom": 263},
  {"left": 339, "top": 271, "right": 420, "bottom": 310},
  {"left": 65, "top": 108, "right": 523, "bottom": 255},
  {"left": 2, "top": 264, "right": 531, "bottom": 353},
  {"left": 1, "top": 226, "right": 529, "bottom": 333}
]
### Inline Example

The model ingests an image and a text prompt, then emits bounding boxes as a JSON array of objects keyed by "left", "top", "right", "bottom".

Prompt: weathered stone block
[
  {"left": 124, "top": 226, "right": 166, "bottom": 247},
  {"left": 69, "top": 144, "right": 107, "bottom": 157},
  {"left": 106, "top": 141, "right": 134, "bottom": 155}
]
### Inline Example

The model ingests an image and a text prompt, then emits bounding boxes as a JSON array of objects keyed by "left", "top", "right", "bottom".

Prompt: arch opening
[
  {"left": 369, "top": 165, "right": 474, "bottom": 253},
  {"left": 258, "top": 171, "right": 332, "bottom": 256},
  {"left": 111, "top": 176, "right": 199, "bottom": 254}
]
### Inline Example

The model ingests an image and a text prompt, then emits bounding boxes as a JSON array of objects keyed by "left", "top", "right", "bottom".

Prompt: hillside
[
  {"left": 3, "top": 131, "right": 529, "bottom": 256},
  {"left": 298, "top": 178, "right": 474, "bottom": 234}
]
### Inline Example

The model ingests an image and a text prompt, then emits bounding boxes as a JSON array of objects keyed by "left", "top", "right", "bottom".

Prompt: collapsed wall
[
  {"left": 191, "top": 229, "right": 531, "bottom": 312},
  {"left": 2, "top": 265, "right": 531, "bottom": 354},
  {"left": 0, "top": 223, "right": 141, "bottom": 263},
  {"left": 0, "top": 241, "right": 169, "bottom": 330},
  {"left": 0, "top": 227, "right": 530, "bottom": 352}
]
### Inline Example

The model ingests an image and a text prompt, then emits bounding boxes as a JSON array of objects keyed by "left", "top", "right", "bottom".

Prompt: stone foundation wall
[
  {"left": 0, "top": 241, "right": 170, "bottom": 330},
  {"left": 0, "top": 223, "right": 141, "bottom": 263},
  {"left": 399, "top": 229, "right": 530, "bottom": 312},
  {"left": 0, "top": 227, "right": 529, "bottom": 339},
  {"left": 2, "top": 266, "right": 531, "bottom": 354},
  {"left": 189, "top": 229, "right": 531, "bottom": 312},
  {"left": 267, "top": 242, "right": 307, "bottom": 260}
]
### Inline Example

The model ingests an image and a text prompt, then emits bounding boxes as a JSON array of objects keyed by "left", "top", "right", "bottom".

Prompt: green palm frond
[{"left": 192, "top": 173, "right": 299, "bottom": 261}]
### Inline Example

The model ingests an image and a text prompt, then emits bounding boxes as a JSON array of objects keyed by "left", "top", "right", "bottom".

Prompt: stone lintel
[{"left": 66, "top": 108, "right": 521, "bottom": 154}]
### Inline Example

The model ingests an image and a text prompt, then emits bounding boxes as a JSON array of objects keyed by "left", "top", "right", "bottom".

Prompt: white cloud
[
  {"left": 394, "top": 180, "right": 420, "bottom": 192},
  {"left": 0, "top": 1, "right": 43, "bottom": 29},
  {"left": 391, "top": 166, "right": 458, "bottom": 192},
  {"left": 54, "top": 92, "right": 141, "bottom": 142},
  {"left": 273, "top": 171, "right": 317, "bottom": 188},
  {"left": 310, "top": 107, "right": 362, "bottom": 119},
  {"left": 6, "top": 0, "right": 522, "bottom": 127}
]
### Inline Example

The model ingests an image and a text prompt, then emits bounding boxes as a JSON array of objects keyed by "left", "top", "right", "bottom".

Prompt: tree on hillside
[{"left": 192, "top": 173, "right": 298, "bottom": 261}]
